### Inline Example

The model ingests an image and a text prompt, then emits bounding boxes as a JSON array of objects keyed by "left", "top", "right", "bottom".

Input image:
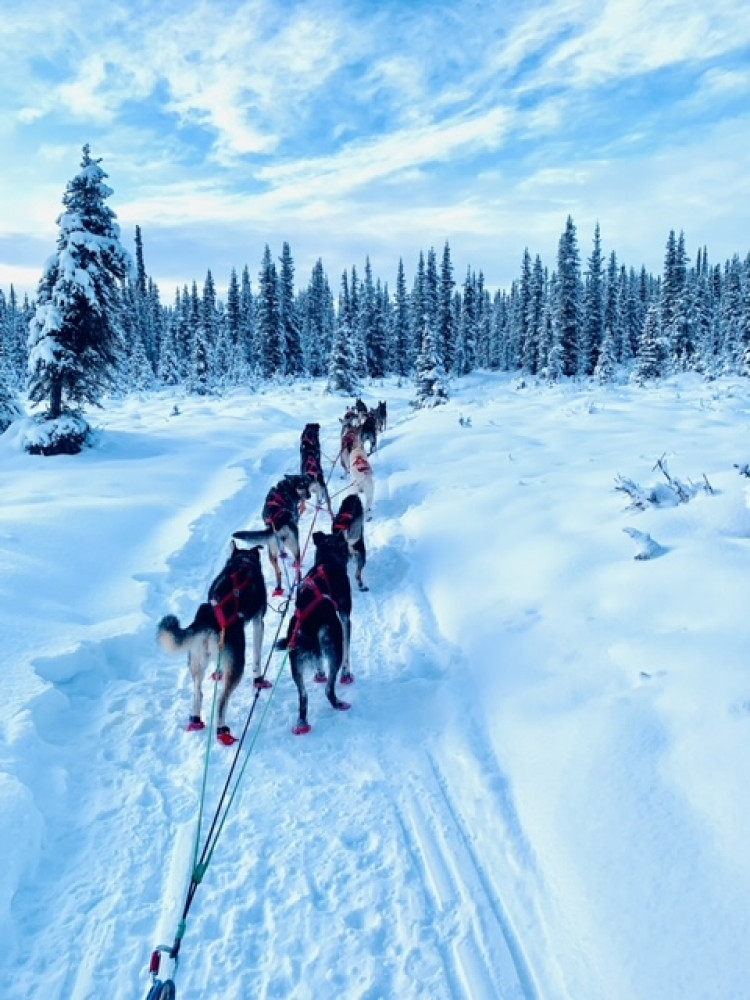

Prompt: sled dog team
[{"left": 157, "top": 399, "right": 386, "bottom": 739}]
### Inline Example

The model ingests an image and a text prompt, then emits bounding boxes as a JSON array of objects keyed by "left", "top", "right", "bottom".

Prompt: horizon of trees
[{"left": 2, "top": 153, "right": 750, "bottom": 419}]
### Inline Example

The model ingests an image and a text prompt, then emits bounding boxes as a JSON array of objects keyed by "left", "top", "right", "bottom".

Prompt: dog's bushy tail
[
  {"left": 157, "top": 614, "right": 190, "bottom": 654},
  {"left": 233, "top": 528, "right": 273, "bottom": 545}
]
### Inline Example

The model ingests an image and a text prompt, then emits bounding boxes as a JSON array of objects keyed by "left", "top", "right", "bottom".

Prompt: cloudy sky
[{"left": 2, "top": 0, "right": 749, "bottom": 300}]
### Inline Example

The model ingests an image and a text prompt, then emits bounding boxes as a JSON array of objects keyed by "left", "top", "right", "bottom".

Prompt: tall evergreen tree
[
  {"left": 302, "top": 259, "right": 334, "bottom": 377},
  {"left": 554, "top": 215, "right": 582, "bottom": 377},
  {"left": 256, "top": 245, "right": 282, "bottom": 378},
  {"left": 437, "top": 242, "right": 455, "bottom": 374},
  {"left": 27, "top": 144, "right": 132, "bottom": 451},
  {"left": 327, "top": 272, "right": 359, "bottom": 394},
  {"left": 632, "top": 304, "right": 663, "bottom": 384},
  {"left": 239, "top": 265, "right": 256, "bottom": 374},
  {"left": 580, "top": 222, "right": 604, "bottom": 376},
  {"left": 391, "top": 259, "right": 410, "bottom": 377},
  {"left": 279, "top": 242, "right": 303, "bottom": 376}
]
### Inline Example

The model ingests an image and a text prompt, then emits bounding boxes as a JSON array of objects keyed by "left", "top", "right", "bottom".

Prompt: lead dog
[
  {"left": 300, "top": 422, "right": 334, "bottom": 518},
  {"left": 332, "top": 493, "right": 368, "bottom": 591},
  {"left": 277, "top": 531, "right": 353, "bottom": 734},
  {"left": 348, "top": 445, "right": 374, "bottom": 519},
  {"left": 157, "top": 542, "right": 268, "bottom": 746},
  {"left": 233, "top": 473, "right": 312, "bottom": 596}
]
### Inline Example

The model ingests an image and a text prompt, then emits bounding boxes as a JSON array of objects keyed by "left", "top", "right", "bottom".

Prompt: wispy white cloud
[{"left": 1, "top": 0, "right": 749, "bottom": 298}]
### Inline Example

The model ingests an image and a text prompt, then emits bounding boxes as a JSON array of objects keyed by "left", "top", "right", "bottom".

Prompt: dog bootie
[
  {"left": 272, "top": 586, "right": 284, "bottom": 598},
  {"left": 253, "top": 677, "right": 272, "bottom": 690},
  {"left": 340, "top": 672, "right": 355, "bottom": 685},
  {"left": 313, "top": 670, "right": 327, "bottom": 684},
  {"left": 217, "top": 726, "right": 238, "bottom": 746},
  {"left": 187, "top": 716, "right": 206, "bottom": 732},
  {"left": 333, "top": 700, "right": 351, "bottom": 711},
  {"left": 293, "top": 721, "right": 312, "bottom": 735}
]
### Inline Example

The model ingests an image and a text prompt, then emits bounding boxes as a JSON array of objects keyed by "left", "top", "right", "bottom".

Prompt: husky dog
[
  {"left": 233, "top": 474, "right": 312, "bottom": 596},
  {"left": 374, "top": 400, "right": 387, "bottom": 433},
  {"left": 360, "top": 410, "right": 378, "bottom": 455},
  {"left": 354, "top": 397, "right": 368, "bottom": 420},
  {"left": 348, "top": 445, "right": 374, "bottom": 519},
  {"left": 300, "top": 422, "right": 334, "bottom": 518},
  {"left": 157, "top": 542, "right": 268, "bottom": 746},
  {"left": 333, "top": 493, "right": 368, "bottom": 591},
  {"left": 339, "top": 417, "right": 362, "bottom": 477},
  {"left": 277, "top": 531, "right": 353, "bottom": 734}
]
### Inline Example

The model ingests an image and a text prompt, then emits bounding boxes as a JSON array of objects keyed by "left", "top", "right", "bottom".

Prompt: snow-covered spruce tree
[
  {"left": 631, "top": 304, "right": 663, "bottom": 385},
  {"left": 555, "top": 215, "right": 582, "bottom": 377},
  {"left": 26, "top": 145, "right": 132, "bottom": 454},
  {"left": 279, "top": 242, "right": 304, "bottom": 376},
  {"left": 413, "top": 314, "right": 448, "bottom": 408},
  {"left": 256, "top": 245, "right": 282, "bottom": 379},
  {"left": 0, "top": 335, "right": 22, "bottom": 432},
  {"left": 327, "top": 272, "right": 359, "bottom": 394}
]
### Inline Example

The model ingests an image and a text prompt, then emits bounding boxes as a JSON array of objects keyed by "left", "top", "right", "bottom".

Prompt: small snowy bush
[{"left": 19, "top": 412, "right": 91, "bottom": 456}]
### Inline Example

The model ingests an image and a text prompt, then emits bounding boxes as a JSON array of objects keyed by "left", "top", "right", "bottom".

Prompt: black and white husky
[
  {"left": 300, "top": 422, "right": 334, "bottom": 518},
  {"left": 233, "top": 473, "right": 312, "bottom": 596},
  {"left": 157, "top": 542, "right": 268, "bottom": 746},
  {"left": 332, "top": 493, "right": 368, "bottom": 591},
  {"left": 277, "top": 531, "right": 354, "bottom": 735}
]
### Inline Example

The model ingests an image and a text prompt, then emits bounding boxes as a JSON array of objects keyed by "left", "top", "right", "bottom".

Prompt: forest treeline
[{"left": 2, "top": 146, "right": 750, "bottom": 440}]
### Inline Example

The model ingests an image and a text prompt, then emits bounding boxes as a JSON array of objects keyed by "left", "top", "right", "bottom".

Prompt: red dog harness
[
  {"left": 352, "top": 453, "right": 371, "bottom": 474},
  {"left": 288, "top": 565, "right": 335, "bottom": 649},
  {"left": 264, "top": 487, "right": 293, "bottom": 531},
  {"left": 211, "top": 568, "right": 255, "bottom": 631}
]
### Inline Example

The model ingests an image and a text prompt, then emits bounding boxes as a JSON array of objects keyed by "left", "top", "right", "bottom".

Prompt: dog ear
[
  {"left": 312, "top": 531, "right": 325, "bottom": 546},
  {"left": 230, "top": 539, "right": 238, "bottom": 553}
]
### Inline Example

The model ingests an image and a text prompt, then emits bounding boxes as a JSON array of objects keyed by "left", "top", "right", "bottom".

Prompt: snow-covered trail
[
  {"left": 6, "top": 374, "right": 750, "bottom": 1000},
  {"left": 2, "top": 385, "right": 545, "bottom": 1000}
]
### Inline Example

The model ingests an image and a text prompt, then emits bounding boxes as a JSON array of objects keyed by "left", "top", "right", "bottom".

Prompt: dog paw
[
  {"left": 292, "top": 721, "right": 312, "bottom": 735},
  {"left": 187, "top": 717, "right": 206, "bottom": 732},
  {"left": 332, "top": 700, "right": 351, "bottom": 711},
  {"left": 253, "top": 677, "right": 273, "bottom": 689},
  {"left": 340, "top": 672, "right": 355, "bottom": 685},
  {"left": 313, "top": 670, "right": 327, "bottom": 683},
  {"left": 217, "top": 726, "right": 238, "bottom": 746}
]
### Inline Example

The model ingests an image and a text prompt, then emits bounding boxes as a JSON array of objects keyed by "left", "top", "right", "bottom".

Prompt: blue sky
[{"left": 2, "top": 0, "right": 749, "bottom": 300}]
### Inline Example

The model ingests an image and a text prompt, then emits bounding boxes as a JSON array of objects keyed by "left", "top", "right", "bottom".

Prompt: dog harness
[
  {"left": 264, "top": 487, "right": 294, "bottom": 531},
  {"left": 288, "top": 565, "right": 336, "bottom": 649},
  {"left": 303, "top": 452, "right": 322, "bottom": 478},
  {"left": 210, "top": 565, "right": 257, "bottom": 631},
  {"left": 301, "top": 427, "right": 319, "bottom": 451},
  {"left": 333, "top": 508, "right": 354, "bottom": 533},
  {"left": 352, "top": 453, "right": 371, "bottom": 474}
]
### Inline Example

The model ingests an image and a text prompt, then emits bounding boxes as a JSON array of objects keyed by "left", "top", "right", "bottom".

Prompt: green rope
[{"left": 190, "top": 645, "right": 223, "bottom": 880}]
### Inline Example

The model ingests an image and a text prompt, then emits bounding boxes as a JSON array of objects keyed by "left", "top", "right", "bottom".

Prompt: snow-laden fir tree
[
  {"left": 632, "top": 304, "right": 663, "bottom": 384},
  {"left": 0, "top": 314, "right": 22, "bottom": 431},
  {"left": 301, "top": 259, "right": 334, "bottom": 377},
  {"left": 555, "top": 215, "right": 582, "bottom": 377},
  {"left": 26, "top": 145, "right": 132, "bottom": 454},
  {"left": 413, "top": 312, "right": 448, "bottom": 407},
  {"left": 327, "top": 272, "right": 359, "bottom": 394},
  {"left": 256, "top": 245, "right": 282, "bottom": 379},
  {"left": 581, "top": 222, "right": 604, "bottom": 376},
  {"left": 279, "top": 242, "right": 303, "bottom": 376},
  {"left": 391, "top": 258, "right": 410, "bottom": 377}
]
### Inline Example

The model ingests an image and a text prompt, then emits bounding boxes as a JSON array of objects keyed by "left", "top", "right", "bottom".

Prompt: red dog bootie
[
  {"left": 187, "top": 716, "right": 206, "bottom": 732},
  {"left": 253, "top": 677, "right": 272, "bottom": 690},
  {"left": 340, "top": 672, "right": 355, "bottom": 685},
  {"left": 217, "top": 726, "right": 238, "bottom": 746},
  {"left": 292, "top": 721, "right": 312, "bottom": 735}
]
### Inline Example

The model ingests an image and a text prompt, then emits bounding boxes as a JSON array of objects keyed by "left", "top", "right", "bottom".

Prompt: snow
[{"left": 1, "top": 372, "right": 750, "bottom": 1000}]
